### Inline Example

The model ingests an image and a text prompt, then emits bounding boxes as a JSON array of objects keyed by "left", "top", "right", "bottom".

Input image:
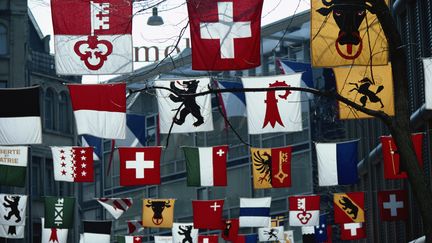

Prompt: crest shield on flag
[
  {"left": 289, "top": 195, "right": 320, "bottom": 226},
  {"left": 44, "top": 197, "right": 75, "bottom": 228},
  {"left": 142, "top": 199, "right": 175, "bottom": 228},
  {"left": 334, "top": 192, "right": 365, "bottom": 223}
]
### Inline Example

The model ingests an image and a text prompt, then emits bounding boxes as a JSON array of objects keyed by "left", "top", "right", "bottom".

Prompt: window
[
  {"left": 146, "top": 114, "right": 158, "bottom": 146},
  {"left": 44, "top": 89, "right": 55, "bottom": 130},
  {"left": 0, "top": 25, "right": 7, "bottom": 55},
  {"left": 58, "top": 92, "right": 71, "bottom": 133}
]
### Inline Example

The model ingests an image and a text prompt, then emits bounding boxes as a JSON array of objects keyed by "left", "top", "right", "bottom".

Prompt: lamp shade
[{"left": 147, "top": 7, "right": 164, "bottom": 26}]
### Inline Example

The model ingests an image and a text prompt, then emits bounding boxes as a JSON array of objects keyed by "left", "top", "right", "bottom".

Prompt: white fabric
[
  {"left": 423, "top": 58, "right": 432, "bottom": 109},
  {"left": 409, "top": 236, "right": 425, "bottom": 243},
  {"left": 0, "top": 117, "right": 42, "bottom": 145},
  {"left": 54, "top": 35, "right": 133, "bottom": 75},
  {"left": 172, "top": 223, "right": 198, "bottom": 243},
  {"left": 74, "top": 110, "right": 126, "bottom": 139},
  {"left": 199, "top": 147, "right": 214, "bottom": 186},
  {"left": 0, "top": 146, "right": 27, "bottom": 166},
  {"left": 283, "top": 231, "right": 295, "bottom": 243},
  {"left": 156, "top": 78, "right": 214, "bottom": 134},
  {"left": 316, "top": 143, "right": 338, "bottom": 186},
  {"left": 301, "top": 226, "right": 315, "bottom": 234},
  {"left": 0, "top": 224, "right": 25, "bottom": 239},
  {"left": 0, "top": 194, "right": 27, "bottom": 226},
  {"left": 41, "top": 218, "right": 68, "bottom": 243},
  {"left": 83, "top": 232, "right": 110, "bottom": 243},
  {"left": 239, "top": 197, "right": 271, "bottom": 227},
  {"left": 258, "top": 226, "right": 284, "bottom": 242},
  {"left": 242, "top": 74, "right": 302, "bottom": 134},
  {"left": 288, "top": 210, "right": 320, "bottom": 226},
  {"left": 154, "top": 236, "right": 173, "bottom": 243},
  {"left": 97, "top": 198, "right": 132, "bottom": 220},
  {"left": 51, "top": 146, "right": 74, "bottom": 182}
]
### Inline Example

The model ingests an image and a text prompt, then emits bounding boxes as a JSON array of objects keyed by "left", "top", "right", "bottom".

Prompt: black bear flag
[
  {"left": 155, "top": 79, "right": 214, "bottom": 133},
  {"left": 0, "top": 194, "right": 27, "bottom": 239}
]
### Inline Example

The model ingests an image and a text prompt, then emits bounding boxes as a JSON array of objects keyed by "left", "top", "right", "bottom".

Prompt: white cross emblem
[
  {"left": 216, "top": 149, "right": 225, "bottom": 157},
  {"left": 202, "top": 238, "right": 209, "bottom": 243},
  {"left": 90, "top": 1, "right": 110, "bottom": 34},
  {"left": 383, "top": 194, "right": 404, "bottom": 216},
  {"left": 344, "top": 223, "right": 362, "bottom": 236},
  {"left": 210, "top": 202, "right": 221, "bottom": 212},
  {"left": 200, "top": 2, "right": 251, "bottom": 59},
  {"left": 126, "top": 152, "right": 154, "bottom": 179}
]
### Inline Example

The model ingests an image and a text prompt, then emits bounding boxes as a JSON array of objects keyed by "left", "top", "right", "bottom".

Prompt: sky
[{"left": 28, "top": 0, "right": 310, "bottom": 83}]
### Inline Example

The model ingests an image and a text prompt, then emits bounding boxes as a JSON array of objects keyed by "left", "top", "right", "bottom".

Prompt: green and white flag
[
  {"left": 117, "top": 235, "right": 143, "bottom": 243},
  {"left": 0, "top": 146, "right": 27, "bottom": 187},
  {"left": 44, "top": 197, "right": 75, "bottom": 229},
  {"left": 183, "top": 146, "right": 228, "bottom": 187},
  {"left": 41, "top": 218, "right": 68, "bottom": 243}
]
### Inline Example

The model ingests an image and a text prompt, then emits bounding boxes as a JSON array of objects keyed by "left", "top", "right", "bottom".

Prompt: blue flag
[
  {"left": 81, "top": 135, "right": 102, "bottom": 160},
  {"left": 217, "top": 81, "right": 247, "bottom": 117},
  {"left": 278, "top": 59, "right": 314, "bottom": 88},
  {"left": 116, "top": 114, "right": 147, "bottom": 147},
  {"left": 315, "top": 215, "right": 328, "bottom": 242}
]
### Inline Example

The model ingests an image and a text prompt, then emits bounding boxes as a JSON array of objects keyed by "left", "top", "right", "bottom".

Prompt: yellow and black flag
[
  {"left": 311, "top": 0, "right": 388, "bottom": 67},
  {"left": 251, "top": 147, "right": 291, "bottom": 189},
  {"left": 334, "top": 63, "right": 394, "bottom": 119},
  {"left": 142, "top": 198, "right": 175, "bottom": 228},
  {"left": 334, "top": 192, "right": 365, "bottom": 223}
]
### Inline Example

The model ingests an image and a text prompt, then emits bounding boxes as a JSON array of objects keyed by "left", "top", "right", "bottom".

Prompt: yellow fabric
[
  {"left": 142, "top": 199, "right": 175, "bottom": 228},
  {"left": 334, "top": 63, "right": 394, "bottom": 119},
  {"left": 334, "top": 193, "right": 365, "bottom": 223},
  {"left": 251, "top": 147, "right": 272, "bottom": 189},
  {"left": 311, "top": 0, "right": 388, "bottom": 67}
]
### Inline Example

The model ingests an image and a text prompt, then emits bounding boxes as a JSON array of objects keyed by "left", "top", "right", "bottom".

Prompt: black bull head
[
  {"left": 146, "top": 200, "right": 171, "bottom": 225},
  {"left": 317, "top": 0, "right": 376, "bottom": 59}
]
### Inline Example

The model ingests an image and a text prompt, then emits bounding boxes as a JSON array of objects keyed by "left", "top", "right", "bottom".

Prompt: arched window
[
  {"left": 0, "top": 25, "right": 7, "bottom": 55},
  {"left": 59, "top": 91, "right": 71, "bottom": 133},
  {"left": 44, "top": 88, "right": 55, "bottom": 130}
]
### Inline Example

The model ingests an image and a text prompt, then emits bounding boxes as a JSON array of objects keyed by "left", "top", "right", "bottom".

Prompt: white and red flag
[
  {"left": 68, "top": 83, "right": 126, "bottom": 139},
  {"left": 126, "top": 220, "right": 143, "bottom": 234},
  {"left": 119, "top": 147, "right": 161, "bottom": 186},
  {"left": 192, "top": 200, "right": 224, "bottom": 229},
  {"left": 186, "top": 0, "right": 264, "bottom": 70},
  {"left": 340, "top": 222, "right": 366, "bottom": 240},
  {"left": 51, "top": 0, "right": 133, "bottom": 74},
  {"left": 378, "top": 190, "right": 408, "bottom": 221},
  {"left": 288, "top": 195, "right": 320, "bottom": 226},
  {"left": 51, "top": 146, "right": 94, "bottom": 182},
  {"left": 198, "top": 235, "right": 218, "bottom": 243},
  {"left": 97, "top": 198, "right": 133, "bottom": 219}
]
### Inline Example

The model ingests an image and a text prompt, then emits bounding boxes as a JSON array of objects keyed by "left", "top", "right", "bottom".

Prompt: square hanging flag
[
  {"left": 221, "top": 218, "right": 239, "bottom": 241},
  {"left": 97, "top": 198, "right": 133, "bottom": 220},
  {"left": 187, "top": 0, "right": 264, "bottom": 70},
  {"left": 119, "top": 147, "right": 161, "bottom": 186},
  {"left": 316, "top": 140, "right": 359, "bottom": 186},
  {"left": 0, "top": 146, "right": 27, "bottom": 187},
  {"left": 340, "top": 222, "right": 366, "bottom": 240},
  {"left": 41, "top": 218, "right": 68, "bottom": 243},
  {"left": 51, "top": 0, "right": 133, "bottom": 74},
  {"left": 289, "top": 195, "right": 320, "bottom": 227},
  {"left": 239, "top": 197, "right": 271, "bottom": 227},
  {"left": 242, "top": 74, "right": 303, "bottom": 134},
  {"left": 378, "top": 190, "right": 408, "bottom": 221},
  {"left": 334, "top": 192, "right": 365, "bottom": 223},
  {"left": 310, "top": 0, "right": 388, "bottom": 67},
  {"left": 68, "top": 83, "right": 126, "bottom": 139},
  {"left": 172, "top": 223, "right": 198, "bottom": 243},
  {"left": 251, "top": 146, "right": 292, "bottom": 189},
  {"left": 192, "top": 200, "right": 224, "bottom": 229},
  {"left": 334, "top": 63, "right": 395, "bottom": 119},
  {"left": 183, "top": 146, "right": 228, "bottom": 187},
  {"left": 258, "top": 226, "right": 284, "bottom": 242},
  {"left": 0, "top": 194, "right": 27, "bottom": 226},
  {"left": 44, "top": 197, "right": 75, "bottom": 229},
  {"left": 0, "top": 86, "right": 42, "bottom": 145},
  {"left": 142, "top": 198, "right": 175, "bottom": 228},
  {"left": 155, "top": 79, "right": 214, "bottom": 134},
  {"left": 51, "top": 146, "right": 94, "bottom": 182},
  {"left": 381, "top": 133, "right": 423, "bottom": 179}
]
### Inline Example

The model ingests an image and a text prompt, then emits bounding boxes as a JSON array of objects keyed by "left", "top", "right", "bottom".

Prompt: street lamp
[{"left": 147, "top": 7, "right": 164, "bottom": 26}]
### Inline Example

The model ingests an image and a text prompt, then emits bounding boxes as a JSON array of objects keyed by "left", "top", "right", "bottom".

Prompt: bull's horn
[{"left": 321, "top": 0, "right": 333, "bottom": 6}]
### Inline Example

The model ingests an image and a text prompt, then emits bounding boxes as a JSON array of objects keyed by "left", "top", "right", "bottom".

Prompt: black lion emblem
[
  {"left": 3, "top": 196, "right": 21, "bottom": 223},
  {"left": 169, "top": 80, "right": 204, "bottom": 127}
]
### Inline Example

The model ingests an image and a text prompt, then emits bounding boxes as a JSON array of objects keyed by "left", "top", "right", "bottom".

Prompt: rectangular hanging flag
[
  {"left": 187, "top": 0, "right": 264, "bottom": 70},
  {"left": 172, "top": 223, "right": 198, "bottom": 243},
  {"left": 278, "top": 59, "right": 314, "bottom": 88},
  {"left": 44, "top": 197, "right": 75, "bottom": 229},
  {"left": 381, "top": 133, "right": 423, "bottom": 179},
  {"left": 119, "top": 147, "right": 161, "bottom": 186},
  {"left": 51, "top": 146, "right": 94, "bottom": 182},
  {"left": 81, "top": 135, "right": 102, "bottom": 161},
  {"left": 334, "top": 63, "right": 394, "bottom": 119},
  {"left": 192, "top": 200, "right": 224, "bottom": 229},
  {"left": 0, "top": 194, "right": 27, "bottom": 226},
  {"left": 116, "top": 114, "right": 147, "bottom": 147},
  {"left": 0, "top": 146, "right": 27, "bottom": 187},
  {"left": 97, "top": 198, "right": 132, "bottom": 220},
  {"left": 258, "top": 226, "right": 284, "bottom": 242},
  {"left": 41, "top": 218, "right": 68, "bottom": 243},
  {"left": 155, "top": 79, "right": 213, "bottom": 134},
  {"left": 142, "top": 198, "right": 175, "bottom": 228},
  {"left": 183, "top": 146, "right": 228, "bottom": 187},
  {"left": 334, "top": 192, "right": 365, "bottom": 223},
  {"left": 316, "top": 140, "right": 359, "bottom": 186},
  {"left": 117, "top": 236, "right": 143, "bottom": 243},
  {"left": 216, "top": 81, "right": 247, "bottom": 118},
  {"left": 68, "top": 83, "right": 126, "bottom": 139},
  {"left": 83, "top": 221, "right": 111, "bottom": 243},
  {"left": 242, "top": 74, "right": 303, "bottom": 134},
  {"left": 289, "top": 195, "right": 320, "bottom": 226},
  {"left": 251, "top": 146, "right": 291, "bottom": 189},
  {"left": 310, "top": 0, "right": 388, "bottom": 67},
  {"left": 340, "top": 222, "right": 366, "bottom": 240},
  {"left": 0, "top": 86, "right": 42, "bottom": 145},
  {"left": 51, "top": 0, "right": 133, "bottom": 74},
  {"left": 239, "top": 197, "right": 271, "bottom": 227}
]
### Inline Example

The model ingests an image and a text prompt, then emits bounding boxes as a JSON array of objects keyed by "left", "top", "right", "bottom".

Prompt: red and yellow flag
[
  {"left": 142, "top": 198, "right": 175, "bottom": 228},
  {"left": 334, "top": 192, "right": 365, "bottom": 223}
]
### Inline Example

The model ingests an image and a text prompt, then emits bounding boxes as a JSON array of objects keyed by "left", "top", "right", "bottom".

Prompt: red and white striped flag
[
  {"left": 97, "top": 198, "right": 133, "bottom": 219},
  {"left": 127, "top": 220, "right": 144, "bottom": 234}
]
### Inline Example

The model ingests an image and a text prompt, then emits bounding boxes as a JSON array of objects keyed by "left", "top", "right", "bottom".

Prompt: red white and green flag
[{"left": 117, "top": 236, "right": 143, "bottom": 243}]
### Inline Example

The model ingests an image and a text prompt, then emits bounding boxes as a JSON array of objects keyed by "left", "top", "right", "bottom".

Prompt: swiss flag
[
  {"left": 378, "top": 190, "right": 408, "bottom": 221},
  {"left": 198, "top": 235, "right": 218, "bottom": 243},
  {"left": 119, "top": 147, "right": 161, "bottom": 186},
  {"left": 381, "top": 133, "right": 423, "bottom": 179},
  {"left": 221, "top": 218, "right": 239, "bottom": 241},
  {"left": 186, "top": 0, "right": 264, "bottom": 70},
  {"left": 340, "top": 222, "right": 366, "bottom": 240},
  {"left": 193, "top": 200, "right": 224, "bottom": 229}
]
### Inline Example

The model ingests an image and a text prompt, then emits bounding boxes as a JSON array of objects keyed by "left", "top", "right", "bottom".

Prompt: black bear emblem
[
  {"left": 339, "top": 196, "right": 358, "bottom": 219},
  {"left": 3, "top": 196, "right": 21, "bottom": 223},
  {"left": 169, "top": 80, "right": 204, "bottom": 127},
  {"left": 178, "top": 225, "right": 193, "bottom": 243}
]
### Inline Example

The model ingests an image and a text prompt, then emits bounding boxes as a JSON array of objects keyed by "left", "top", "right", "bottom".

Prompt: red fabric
[
  {"left": 378, "top": 190, "right": 408, "bottom": 221},
  {"left": 212, "top": 146, "right": 228, "bottom": 186},
  {"left": 221, "top": 219, "right": 239, "bottom": 241},
  {"left": 68, "top": 83, "right": 126, "bottom": 112},
  {"left": 186, "top": 0, "right": 263, "bottom": 70},
  {"left": 381, "top": 133, "right": 423, "bottom": 179},
  {"left": 192, "top": 200, "right": 224, "bottom": 229},
  {"left": 127, "top": 220, "right": 143, "bottom": 234},
  {"left": 51, "top": 0, "right": 132, "bottom": 35},
  {"left": 49, "top": 228, "right": 58, "bottom": 242},
  {"left": 72, "top": 147, "right": 94, "bottom": 182},
  {"left": 271, "top": 146, "right": 292, "bottom": 187},
  {"left": 198, "top": 235, "right": 218, "bottom": 243},
  {"left": 133, "top": 236, "right": 143, "bottom": 243},
  {"left": 334, "top": 192, "right": 365, "bottom": 224},
  {"left": 340, "top": 223, "right": 366, "bottom": 240},
  {"left": 119, "top": 147, "right": 161, "bottom": 186},
  {"left": 289, "top": 195, "right": 320, "bottom": 211},
  {"left": 323, "top": 225, "right": 332, "bottom": 243}
]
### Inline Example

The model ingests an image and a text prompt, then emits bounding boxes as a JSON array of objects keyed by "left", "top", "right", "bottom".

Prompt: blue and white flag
[
  {"left": 116, "top": 114, "right": 147, "bottom": 147},
  {"left": 216, "top": 81, "right": 247, "bottom": 118},
  {"left": 81, "top": 135, "right": 102, "bottom": 161},
  {"left": 239, "top": 197, "right": 271, "bottom": 227},
  {"left": 315, "top": 215, "right": 328, "bottom": 242},
  {"left": 278, "top": 59, "right": 313, "bottom": 88},
  {"left": 316, "top": 140, "right": 359, "bottom": 186}
]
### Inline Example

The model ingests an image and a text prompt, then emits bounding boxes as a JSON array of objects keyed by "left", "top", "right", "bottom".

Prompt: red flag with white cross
[
  {"left": 51, "top": 146, "right": 94, "bottom": 182},
  {"left": 340, "top": 222, "right": 366, "bottom": 240},
  {"left": 193, "top": 200, "right": 224, "bottom": 229},
  {"left": 186, "top": 0, "right": 264, "bottom": 70},
  {"left": 198, "top": 235, "right": 218, "bottom": 243},
  {"left": 378, "top": 190, "right": 408, "bottom": 221},
  {"left": 119, "top": 147, "right": 161, "bottom": 186}
]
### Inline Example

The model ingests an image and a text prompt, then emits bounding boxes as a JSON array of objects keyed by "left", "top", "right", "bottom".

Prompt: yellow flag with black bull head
[
  {"left": 335, "top": 63, "right": 394, "bottom": 119},
  {"left": 311, "top": 0, "right": 389, "bottom": 67},
  {"left": 142, "top": 198, "right": 175, "bottom": 228}
]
